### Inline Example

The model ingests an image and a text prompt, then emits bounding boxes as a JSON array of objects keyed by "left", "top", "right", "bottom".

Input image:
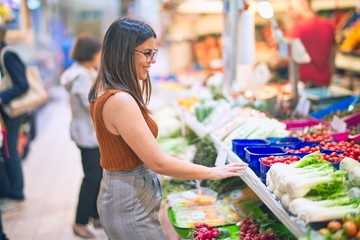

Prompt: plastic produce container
[
  {"left": 244, "top": 146, "right": 287, "bottom": 176},
  {"left": 174, "top": 206, "right": 227, "bottom": 228},
  {"left": 281, "top": 119, "right": 322, "bottom": 130},
  {"left": 231, "top": 139, "right": 270, "bottom": 162},
  {"left": 167, "top": 188, "right": 217, "bottom": 212},
  {"left": 310, "top": 96, "right": 357, "bottom": 119},
  {"left": 168, "top": 208, "right": 240, "bottom": 239},
  {"left": 267, "top": 137, "right": 304, "bottom": 147},
  {"left": 303, "top": 86, "right": 353, "bottom": 112}
]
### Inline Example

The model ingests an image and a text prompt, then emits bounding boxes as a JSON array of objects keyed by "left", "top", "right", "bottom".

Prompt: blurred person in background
[
  {"left": 88, "top": 17, "right": 247, "bottom": 240},
  {"left": 0, "top": 24, "right": 28, "bottom": 211},
  {"left": 270, "top": 0, "right": 336, "bottom": 88},
  {"left": 60, "top": 32, "right": 102, "bottom": 239}
]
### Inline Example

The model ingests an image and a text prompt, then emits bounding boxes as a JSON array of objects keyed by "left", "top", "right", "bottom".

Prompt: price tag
[
  {"left": 293, "top": 94, "right": 311, "bottom": 117},
  {"left": 191, "top": 211, "right": 205, "bottom": 221},
  {"left": 230, "top": 189, "right": 244, "bottom": 200},
  {"left": 331, "top": 115, "right": 347, "bottom": 133},
  {"left": 215, "top": 146, "right": 228, "bottom": 167}
]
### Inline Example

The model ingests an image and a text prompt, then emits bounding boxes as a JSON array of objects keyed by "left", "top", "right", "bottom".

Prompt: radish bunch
[
  {"left": 190, "top": 223, "right": 226, "bottom": 240},
  {"left": 239, "top": 218, "right": 280, "bottom": 240}
]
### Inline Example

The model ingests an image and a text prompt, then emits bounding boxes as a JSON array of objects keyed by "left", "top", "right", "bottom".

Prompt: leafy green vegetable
[
  {"left": 193, "top": 135, "right": 217, "bottom": 167},
  {"left": 294, "top": 152, "right": 330, "bottom": 168}
]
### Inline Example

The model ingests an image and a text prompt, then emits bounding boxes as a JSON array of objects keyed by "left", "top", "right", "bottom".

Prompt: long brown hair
[{"left": 88, "top": 17, "right": 157, "bottom": 114}]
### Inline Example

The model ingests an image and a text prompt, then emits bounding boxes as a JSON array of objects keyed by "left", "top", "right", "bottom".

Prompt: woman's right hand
[{"left": 209, "top": 162, "right": 248, "bottom": 180}]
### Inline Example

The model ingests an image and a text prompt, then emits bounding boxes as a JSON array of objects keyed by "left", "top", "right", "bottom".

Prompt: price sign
[
  {"left": 331, "top": 115, "right": 347, "bottom": 133},
  {"left": 293, "top": 94, "right": 311, "bottom": 117}
]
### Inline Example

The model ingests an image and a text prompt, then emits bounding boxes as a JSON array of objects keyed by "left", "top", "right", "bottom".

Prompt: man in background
[{"left": 271, "top": 0, "right": 336, "bottom": 88}]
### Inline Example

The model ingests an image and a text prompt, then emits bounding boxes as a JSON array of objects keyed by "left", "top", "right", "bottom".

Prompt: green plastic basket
[{"left": 167, "top": 207, "right": 240, "bottom": 239}]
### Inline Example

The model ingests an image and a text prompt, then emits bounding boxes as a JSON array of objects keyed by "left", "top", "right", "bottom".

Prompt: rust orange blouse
[{"left": 90, "top": 89, "right": 158, "bottom": 171}]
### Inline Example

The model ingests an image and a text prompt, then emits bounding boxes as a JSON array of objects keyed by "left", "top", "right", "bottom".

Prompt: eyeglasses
[{"left": 134, "top": 49, "right": 158, "bottom": 63}]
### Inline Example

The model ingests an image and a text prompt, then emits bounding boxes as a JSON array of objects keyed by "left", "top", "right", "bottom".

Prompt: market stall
[{"left": 155, "top": 1, "right": 360, "bottom": 239}]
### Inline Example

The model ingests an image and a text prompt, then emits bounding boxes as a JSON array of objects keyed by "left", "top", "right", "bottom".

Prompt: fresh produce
[
  {"left": 348, "top": 187, "right": 360, "bottom": 200},
  {"left": 321, "top": 141, "right": 360, "bottom": 161},
  {"left": 193, "top": 135, "right": 217, "bottom": 167},
  {"left": 292, "top": 123, "right": 334, "bottom": 142},
  {"left": 267, "top": 152, "right": 343, "bottom": 199},
  {"left": 339, "top": 157, "right": 360, "bottom": 172},
  {"left": 188, "top": 223, "right": 230, "bottom": 240},
  {"left": 318, "top": 212, "right": 360, "bottom": 239},
  {"left": 343, "top": 220, "right": 358, "bottom": 237},
  {"left": 237, "top": 212, "right": 296, "bottom": 240},
  {"left": 288, "top": 195, "right": 359, "bottom": 222},
  {"left": 298, "top": 132, "right": 334, "bottom": 142},
  {"left": 349, "top": 167, "right": 360, "bottom": 187},
  {"left": 320, "top": 151, "right": 343, "bottom": 163},
  {"left": 158, "top": 137, "right": 189, "bottom": 155},
  {"left": 267, "top": 153, "right": 360, "bottom": 222},
  {"left": 285, "top": 145, "right": 321, "bottom": 154},
  {"left": 260, "top": 155, "right": 299, "bottom": 166},
  {"left": 321, "top": 103, "right": 360, "bottom": 122}
]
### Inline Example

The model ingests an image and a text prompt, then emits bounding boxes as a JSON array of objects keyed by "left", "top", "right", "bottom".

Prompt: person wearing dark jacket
[{"left": 0, "top": 24, "right": 28, "bottom": 211}]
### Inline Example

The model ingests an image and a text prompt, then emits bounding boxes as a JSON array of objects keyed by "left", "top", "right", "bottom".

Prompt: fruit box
[
  {"left": 231, "top": 139, "right": 271, "bottom": 162},
  {"left": 310, "top": 96, "right": 357, "bottom": 120},
  {"left": 266, "top": 137, "right": 304, "bottom": 147},
  {"left": 244, "top": 146, "right": 287, "bottom": 176},
  {"left": 167, "top": 187, "right": 217, "bottom": 212},
  {"left": 281, "top": 119, "right": 322, "bottom": 130}
]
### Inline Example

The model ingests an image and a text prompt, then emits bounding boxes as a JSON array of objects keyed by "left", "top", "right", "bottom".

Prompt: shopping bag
[{"left": 0, "top": 47, "right": 49, "bottom": 118}]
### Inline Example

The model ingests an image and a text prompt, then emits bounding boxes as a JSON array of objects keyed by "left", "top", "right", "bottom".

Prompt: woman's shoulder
[{"left": 108, "top": 90, "right": 137, "bottom": 107}]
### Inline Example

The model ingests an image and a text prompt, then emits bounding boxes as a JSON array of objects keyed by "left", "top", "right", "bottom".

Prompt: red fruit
[
  {"left": 211, "top": 229, "right": 219, "bottom": 238},
  {"left": 195, "top": 223, "right": 203, "bottom": 229}
]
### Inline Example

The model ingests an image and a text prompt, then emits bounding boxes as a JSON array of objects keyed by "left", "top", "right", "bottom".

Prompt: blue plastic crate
[
  {"left": 310, "top": 96, "right": 357, "bottom": 120},
  {"left": 244, "top": 146, "right": 287, "bottom": 176},
  {"left": 231, "top": 139, "right": 270, "bottom": 162},
  {"left": 267, "top": 137, "right": 304, "bottom": 147}
]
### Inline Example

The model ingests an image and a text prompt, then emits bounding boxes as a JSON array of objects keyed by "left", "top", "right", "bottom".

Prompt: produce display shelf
[
  {"left": 184, "top": 111, "right": 316, "bottom": 238},
  {"left": 211, "top": 137, "right": 310, "bottom": 239}
]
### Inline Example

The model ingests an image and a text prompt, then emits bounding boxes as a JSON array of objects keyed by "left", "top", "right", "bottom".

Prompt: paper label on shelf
[
  {"left": 331, "top": 115, "right": 347, "bottom": 133},
  {"left": 215, "top": 146, "right": 228, "bottom": 166},
  {"left": 293, "top": 94, "right": 311, "bottom": 117}
]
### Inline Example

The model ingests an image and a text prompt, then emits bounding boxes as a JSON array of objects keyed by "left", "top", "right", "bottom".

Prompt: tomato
[
  {"left": 343, "top": 220, "right": 358, "bottom": 237},
  {"left": 327, "top": 221, "right": 342, "bottom": 233}
]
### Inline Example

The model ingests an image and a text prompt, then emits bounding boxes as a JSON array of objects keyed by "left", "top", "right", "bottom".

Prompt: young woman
[
  {"left": 61, "top": 32, "right": 102, "bottom": 239},
  {"left": 88, "top": 17, "right": 248, "bottom": 240}
]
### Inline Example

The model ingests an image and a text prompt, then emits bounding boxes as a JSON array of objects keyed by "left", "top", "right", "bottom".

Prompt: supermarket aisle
[{"left": 2, "top": 86, "right": 107, "bottom": 240}]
